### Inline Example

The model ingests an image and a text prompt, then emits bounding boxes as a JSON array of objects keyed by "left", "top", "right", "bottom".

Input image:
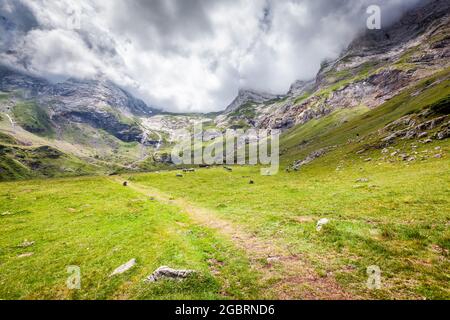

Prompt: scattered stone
[
  {"left": 417, "top": 132, "right": 428, "bottom": 139},
  {"left": 110, "top": 259, "right": 137, "bottom": 277},
  {"left": 144, "top": 266, "right": 195, "bottom": 282},
  {"left": 18, "top": 240, "right": 35, "bottom": 248},
  {"left": 434, "top": 154, "right": 442, "bottom": 159},
  {"left": 407, "top": 156, "right": 416, "bottom": 162},
  {"left": 223, "top": 166, "right": 233, "bottom": 172},
  {"left": 249, "top": 180, "right": 255, "bottom": 185},
  {"left": 383, "top": 133, "right": 399, "bottom": 144},
  {"left": 356, "top": 178, "right": 369, "bottom": 183},
  {"left": 18, "top": 253, "right": 34, "bottom": 259},
  {"left": 364, "top": 158, "right": 372, "bottom": 162},
  {"left": 423, "top": 138, "right": 433, "bottom": 144},
  {"left": 399, "top": 154, "right": 409, "bottom": 161},
  {"left": 381, "top": 148, "right": 389, "bottom": 154},
  {"left": 390, "top": 151, "right": 398, "bottom": 157},
  {"left": 267, "top": 256, "right": 281, "bottom": 264},
  {"left": 436, "top": 129, "right": 449, "bottom": 140},
  {"left": 356, "top": 149, "right": 366, "bottom": 155},
  {"left": 291, "top": 147, "right": 331, "bottom": 171},
  {"left": 176, "top": 174, "right": 183, "bottom": 177},
  {"left": 435, "top": 146, "right": 441, "bottom": 151},
  {"left": 123, "top": 181, "right": 128, "bottom": 187},
  {"left": 316, "top": 218, "right": 330, "bottom": 232},
  {"left": 345, "top": 264, "right": 358, "bottom": 271}
]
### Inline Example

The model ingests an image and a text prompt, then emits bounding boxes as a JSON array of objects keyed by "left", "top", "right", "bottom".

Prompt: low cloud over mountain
[{"left": 0, "top": 0, "right": 421, "bottom": 112}]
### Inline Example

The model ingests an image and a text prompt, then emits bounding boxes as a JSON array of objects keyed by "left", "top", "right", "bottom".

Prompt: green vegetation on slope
[
  {"left": 281, "top": 70, "right": 450, "bottom": 163},
  {"left": 0, "top": 144, "right": 98, "bottom": 182},
  {"left": 0, "top": 132, "right": 19, "bottom": 145},
  {"left": 12, "top": 101, "right": 54, "bottom": 137}
]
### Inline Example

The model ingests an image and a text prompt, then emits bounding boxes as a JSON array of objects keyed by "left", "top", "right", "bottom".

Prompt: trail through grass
[
  {"left": 130, "top": 147, "right": 450, "bottom": 299},
  {"left": 112, "top": 176, "right": 353, "bottom": 300},
  {"left": 0, "top": 177, "right": 261, "bottom": 300}
]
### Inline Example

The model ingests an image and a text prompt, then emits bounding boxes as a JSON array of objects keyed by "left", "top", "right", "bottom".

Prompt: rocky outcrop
[
  {"left": 0, "top": 65, "right": 48, "bottom": 98},
  {"left": 289, "top": 147, "right": 333, "bottom": 171},
  {"left": 144, "top": 266, "right": 195, "bottom": 282},
  {"left": 287, "top": 80, "right": 315, "bottom": 96},
  {"left": 58, "top": 110, "right": 143, "bottom": 143},
  {"left": 0, "top": 66, "right": 158, "bottom": 142},
  {"left": 48, "top": 78, "right": 155, "bottom": 117},
  {"left": 218, "top": 0, "right": 450, "bottom": 132},
  {"left": 223, "top": 89, "right": 280, "bottom": 114}
]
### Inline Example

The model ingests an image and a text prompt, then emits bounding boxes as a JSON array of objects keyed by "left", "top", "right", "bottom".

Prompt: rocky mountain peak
[
  {"left": 347, "top": 0, "right": 450, "bottom": 56},
  {"left": 50, "top": 77, "right": 157, "bottom": 117},
  {"left": 224, "top": 88, "right": 280, "bottom": 114},
  {"left": 287, "top": 80, "right": 315, "bottom": 96}
]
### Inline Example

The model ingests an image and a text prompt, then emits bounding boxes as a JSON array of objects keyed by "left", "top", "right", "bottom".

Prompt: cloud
[{"left": 0, "top": 0, "right": 422, "bottom": 112}]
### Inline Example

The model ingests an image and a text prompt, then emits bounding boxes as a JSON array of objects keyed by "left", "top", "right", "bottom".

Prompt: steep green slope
[
  {"left": 12, "top": 101, "right": 54, "bottom": 137},
  {"left": 0, "top": 138, "right": 99, "bottom": 182},
  {"left": 280, "top": 69, "right": 450, "bottom": 165}
]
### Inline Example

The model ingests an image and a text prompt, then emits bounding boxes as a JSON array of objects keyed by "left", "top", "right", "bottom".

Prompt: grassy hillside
[
  {"left": 280, "top": 69, "right": 450, "bottom": 164},
  {"left": 0, "top": 135, "right": 99, "bottom": 182},
  {"left": 12, "top": 101, "right": 54, "bottom": 137}
]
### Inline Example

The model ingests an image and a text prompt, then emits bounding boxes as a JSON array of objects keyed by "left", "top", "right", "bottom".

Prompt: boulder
[
  {"left": 316, "top": 218, "right": 330, "bottom": 231},
  {"left": 110, "top": 259, "right": 136, "bottom": 277},
  {"left": 292, "top": 148, "right": 330, "bottom": 171},
  {"left": 144, "top": 266, "right": 195, "bottom": 282},
  {"left": 18, "top": 240, "right": 35, "bottom": 248},
  {"left": 417, "top": 132, "right": 428, "bottom": 139}
]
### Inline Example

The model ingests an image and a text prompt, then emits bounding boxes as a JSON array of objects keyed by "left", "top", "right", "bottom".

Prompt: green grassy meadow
[
  {"left": 0, "top": 71, "right": 449, "bottom": 300},
  {"left": 0, "top": 177, "right": 260, "bottom": 300},
  {"left": 1, "top": 139, "right": 448, "bottom": 299},
  {"left": 130, "top": 150, "right": 449, "bottom": 299}
]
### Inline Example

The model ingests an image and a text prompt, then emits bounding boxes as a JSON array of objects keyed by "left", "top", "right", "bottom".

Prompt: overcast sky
[{"left": 0, "top": 0, "right": 422, "bottom": 112}]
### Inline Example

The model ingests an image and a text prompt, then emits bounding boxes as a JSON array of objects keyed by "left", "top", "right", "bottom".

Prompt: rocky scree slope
[{"left": 0, "top": 66, "right": 158, "bottom": 142}]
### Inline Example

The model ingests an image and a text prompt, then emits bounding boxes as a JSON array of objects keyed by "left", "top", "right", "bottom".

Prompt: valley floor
[{"left": 1, "top": 140, "right": 449, "bottom": 299}]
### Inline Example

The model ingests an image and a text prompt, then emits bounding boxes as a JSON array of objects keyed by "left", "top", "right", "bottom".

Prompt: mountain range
[{"left": 0, "top": 0, "right": 449, "bottom": 181}]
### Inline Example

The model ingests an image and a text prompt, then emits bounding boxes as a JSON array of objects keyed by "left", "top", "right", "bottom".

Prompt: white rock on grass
[
  {"left": 316, "top": 218, "right": 330, "bottom": 232},
  {"left": 110, "top": 259, "right": 136, "bottom": 277},
  {"left": 18, "top": 240, "right": 35, "bottom": 248},
  {"left": 144, "top": 266, "right": 195, "bottom": 283}
]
